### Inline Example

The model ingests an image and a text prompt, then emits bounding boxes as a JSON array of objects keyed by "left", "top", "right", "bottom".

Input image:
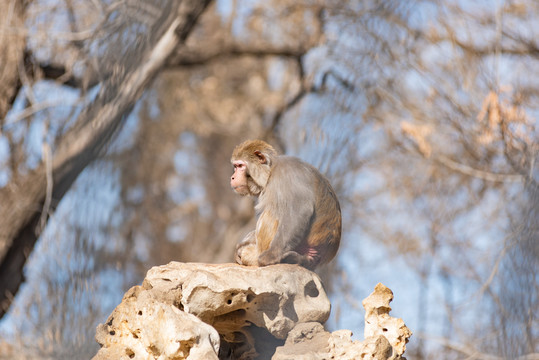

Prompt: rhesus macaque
[{"left": 230, "top": 139, "right": 341, "bottom": 270}]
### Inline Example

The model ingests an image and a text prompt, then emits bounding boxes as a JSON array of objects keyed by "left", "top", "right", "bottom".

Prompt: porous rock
[
  {"left": 272, "top": 283, "right": 411, "bottom": 360},
  {"left": 93, "top": 262, "right": 330, "bottom": 360},
  {"left": 362, "top": 283, "right": 412, "bottom": 357},
  {"left": 93, "top": 263, "right": 411, "bottom": 360},
  {"left": 144, "top": 262, "right": 330, "bottom": 338},
  {"left": 93, "top": 285, "right": 220, "bottom": 360}
]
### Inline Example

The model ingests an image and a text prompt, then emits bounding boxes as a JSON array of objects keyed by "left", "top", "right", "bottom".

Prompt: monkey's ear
[{"left": 254, "top": 150, "right": 267, "bottom": 164}]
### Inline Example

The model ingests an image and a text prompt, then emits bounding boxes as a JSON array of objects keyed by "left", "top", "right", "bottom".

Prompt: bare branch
[
  {"left": 435, "top": 155, "right": 523, "bottom": 183},
  {"left": 168, "top": 44, "right": 307, "bottom": 67},
  {"left": 38, "top": 143, "right": 53, "bottom": 235},
  {"left": 2, "top": 100, "right": 69, "bottom": 127}
]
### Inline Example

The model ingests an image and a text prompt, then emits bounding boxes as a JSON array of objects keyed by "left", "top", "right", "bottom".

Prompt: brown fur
[{"left": 256, "top": 211, "right": 279, "bottom": 253}]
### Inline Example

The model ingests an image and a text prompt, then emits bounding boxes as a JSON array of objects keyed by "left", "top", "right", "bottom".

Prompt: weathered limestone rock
[
  {"left": 93, "top": 262, "right": 330, "bottom": 360},
  {"left": 145, "top": 262, "right": 329, "bottom": 340},
  {"left": 272, "top": 283, "right": 411, "bottom": 360},
  {"left": 363, "top": 283, "right": 412, "bottom": 357},
  {"left": 93, "top": 263, "right": 411, "bottom": 360},
  {"left": 93, "top": 285, "right": 220, "bottom": 360},
  {"left": 271, "top": 322, "right": 330, "bottom": 359}
]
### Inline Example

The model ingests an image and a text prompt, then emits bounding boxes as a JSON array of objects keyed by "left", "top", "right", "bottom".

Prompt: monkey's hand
[
  {"left": 235, "top": 231, "right": 258, "bottom": 266},
  {"left": 236, "top": 243, "right": 258, "bottom": 266}
]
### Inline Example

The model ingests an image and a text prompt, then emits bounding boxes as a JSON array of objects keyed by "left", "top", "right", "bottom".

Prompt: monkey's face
[
  {"left": 230, "top": 142, "right": 272, "bottom": 197},
  {"left": 231, "top": 160, "right": 251, "bottom": 196}
]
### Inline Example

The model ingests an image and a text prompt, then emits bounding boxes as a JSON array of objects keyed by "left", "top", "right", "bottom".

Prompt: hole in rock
[{"left": 304, "top": 280, "right": 320, "bottom": 298}]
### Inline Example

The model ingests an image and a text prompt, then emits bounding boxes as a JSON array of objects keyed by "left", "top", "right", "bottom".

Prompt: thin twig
[
  {"left": 38, "top": 143, "right": 53, "bottom": 235},
  {"left": 436, "top": 155, "right": 522, "bottom": 183},
  {"left": 2, "top": 100, "right": 67, "bottom": 128}
]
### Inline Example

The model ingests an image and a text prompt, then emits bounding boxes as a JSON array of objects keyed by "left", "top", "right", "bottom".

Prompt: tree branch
[
  {"left": 0, "top": 0, "right": 213, "bottom": 319},
  {"left": 435, "top": 155, "right": 523, "bottom": 183}
]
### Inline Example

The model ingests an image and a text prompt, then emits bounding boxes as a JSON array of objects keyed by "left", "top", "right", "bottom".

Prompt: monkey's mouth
[{"left": 232, "top": 185, "right": 249, "bottom": 195}]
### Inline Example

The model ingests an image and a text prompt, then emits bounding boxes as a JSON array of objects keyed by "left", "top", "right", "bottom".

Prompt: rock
[
  {"left": 272, "top": 323, "right": 394, "bottom": 360},
  {"left": 362, "top": 283, "right": 412, "bottom": 357},
  {"left": 93, "top": 262, "right": 331, "bottom": 360},
  {"left": 93, "top": 285, "right": 220, "bottom": 360},
  {"left": 144, "top": 262, "right": 330, "bottom": 336},
  {"left": 271, "top": 322, "right": 330, "bottom": 359},
  {"left": 93, "top": 263, "right": 411, "bottom": 360},
  {"left": 273, "top": 283, "right": 411, "bottom": 360}
]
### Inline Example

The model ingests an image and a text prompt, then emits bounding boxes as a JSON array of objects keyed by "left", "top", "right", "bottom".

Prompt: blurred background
[{"left": 0, "top": 0, "right": 537, "bottom": 358}]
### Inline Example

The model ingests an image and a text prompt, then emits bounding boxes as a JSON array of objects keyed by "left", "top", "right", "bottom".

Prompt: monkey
[{"left": 230, "top": 139, "right": 341, "bottom": 270}]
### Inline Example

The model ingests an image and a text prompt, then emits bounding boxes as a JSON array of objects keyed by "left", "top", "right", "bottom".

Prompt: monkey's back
[
  {"left": 266, "top": 156, "right": 342, "bottom": 265},
  {"left": 307, "top": 165, "right": 342, "bottom": 265}
]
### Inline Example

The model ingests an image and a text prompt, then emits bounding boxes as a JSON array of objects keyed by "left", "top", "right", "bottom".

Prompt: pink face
[{"left": 231, "top": 160, "right": 249, "bottom": 195}]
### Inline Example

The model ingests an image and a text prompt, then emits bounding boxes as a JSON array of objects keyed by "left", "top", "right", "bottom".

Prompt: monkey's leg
[
  {"left": 257, "top": 207, "right": 314, "bottom": 267},
  {"left": 281, "top": 250, "right": 319, "bottom": 270}
]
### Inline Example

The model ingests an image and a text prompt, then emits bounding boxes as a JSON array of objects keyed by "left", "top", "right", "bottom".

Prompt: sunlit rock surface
[
  {"left": 273, "top": 283, "right": 412, "bottom": 360},
  {"left": 362, "top": 283, "right": 412, "bottom": 357},
  {"left": 93, "top": 285, "right": 220, "bottom": 360},
  {"left": 93, "top": 262, "right": 411, "bottom": 360}
]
